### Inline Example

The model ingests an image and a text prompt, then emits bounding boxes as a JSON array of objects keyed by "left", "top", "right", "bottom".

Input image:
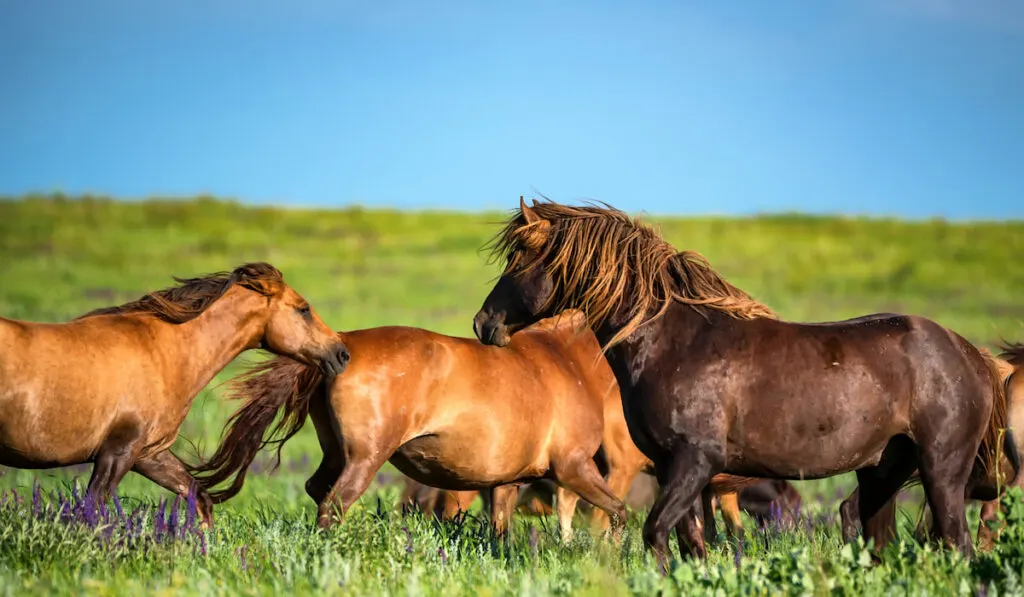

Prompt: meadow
[{"left": 1, "top": 194, "right": 1023, "bottom": 596}]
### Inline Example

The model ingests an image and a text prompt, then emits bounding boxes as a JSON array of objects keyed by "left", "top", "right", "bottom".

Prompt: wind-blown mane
[
  {"left": 76, "top": 262, "right": 283, "bottom": 324},
  {"left": 488, "top": 200, "right": 775, "bottom": 347}
]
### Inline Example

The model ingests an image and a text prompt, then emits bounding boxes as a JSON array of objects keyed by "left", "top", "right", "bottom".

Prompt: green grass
[{"left": 1, "top": 194, "right": 1023, "bottom": 596}]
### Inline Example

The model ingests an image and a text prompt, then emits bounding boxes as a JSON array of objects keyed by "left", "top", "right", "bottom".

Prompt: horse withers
[
  {"left": 0, "top": 262, "right": 348, "bottom": 525},
  {"left": 473, "top": 198, "right": 1018, "bottom": 568}
]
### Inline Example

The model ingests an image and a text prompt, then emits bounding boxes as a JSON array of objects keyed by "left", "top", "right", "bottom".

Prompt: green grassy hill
[{"left": 1, "top": 195, "right": 1022, "bottom": 595}]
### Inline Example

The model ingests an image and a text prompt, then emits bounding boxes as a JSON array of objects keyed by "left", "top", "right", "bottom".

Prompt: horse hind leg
[
  {"left": 839, "top": 488, "right": 862, "bottom": 543},
  {"left": 855, "top": 436, "right": 918, "bottom": 553},
  {"left": 590, "top": 461, "right": 640, "bottom": 534},
  {"left": 675, "top": 488, "right": 710, "bottom": 559},
  {"left": 917, "top": 445, "right": 974, "bottom": 556},
  {"left": 552, "top": 453, "right": 628, "bottom": 540},
  {"left": 489, "top": 485, "right": 519, "bottom": 538},
  {"left": 306, "top": 454, "right": 345, "bottom": 506},
  {"left": 134, "top": 450, "right": 215, "bottom": 526},
  {"left": 716, "top": 489, "right": 742, "bottom": 542}
]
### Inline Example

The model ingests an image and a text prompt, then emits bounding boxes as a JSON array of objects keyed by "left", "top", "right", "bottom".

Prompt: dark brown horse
[
  {"left": 192, "top": 313, "right": 631, "bottom": 539},
  {"left": 0, "top": 263, "right": 349, "bottom": 525},
  {"left": 473, "top": 198, "right": 1018, "bottom": 567}
]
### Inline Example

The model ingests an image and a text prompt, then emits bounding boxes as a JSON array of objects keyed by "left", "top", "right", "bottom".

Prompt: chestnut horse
[
  {"left": 192, "top": 313, "right": 632, "bottom": 538},
  {"left": 473, "top": 198, "right": 1018, "bottom": 567},
  {"left": 0, "top": 263, "right": 349, "bottom": 525}
]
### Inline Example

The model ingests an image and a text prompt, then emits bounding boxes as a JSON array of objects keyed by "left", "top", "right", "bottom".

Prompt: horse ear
[{"left": 520, "top": 196, "right": 542, "bottom": 225}]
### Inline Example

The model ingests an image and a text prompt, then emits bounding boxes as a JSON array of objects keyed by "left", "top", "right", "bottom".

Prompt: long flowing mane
[
  {"left": 76, "top": 262, "right": 283, "bottom": 324},
  {"left": 488, "top": 200, "right": 776, "bottom": 347}
]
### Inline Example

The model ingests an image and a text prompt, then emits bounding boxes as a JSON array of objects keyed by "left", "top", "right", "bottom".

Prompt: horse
[
  {"left": 472, "top": 198, "right": 1019, "bottom": 568},
  {"left": 191, "top": 312, "right": 633, "bottom": 539},
  {"left": 0, "top": 262, "right": 349, "bottom": 526},
  {"left": 839, "top": 346, "right": 1024, "bottom": 549}
]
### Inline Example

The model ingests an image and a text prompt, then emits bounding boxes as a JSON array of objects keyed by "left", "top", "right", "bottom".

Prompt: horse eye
[{"left": 297, "top": 305, "right": 311, "bottom": 317}]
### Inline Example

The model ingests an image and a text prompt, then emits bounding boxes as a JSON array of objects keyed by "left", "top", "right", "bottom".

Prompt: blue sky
[{"left": 1, "top": 0, "right": 1022, "bottom": 218}]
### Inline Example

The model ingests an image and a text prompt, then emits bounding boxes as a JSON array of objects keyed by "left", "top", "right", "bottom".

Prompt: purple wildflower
[
  {"left": 32, "top": 480, "right": 42, "bottom": 517},
  {"left": 437, "top": 547, "right": 448, "bottom": 565},
  {"left": 402, "top": 525, "right": 414, "bottom": 555},
  {"left": 194, "top": 528, "right": 208, "bottom": 557},
  {"left": 154, "top": 498, "right": 167, "bottom": 539},
  {"left": 185, "top": 486, "right": 198, "bottom": 531},
  {"left": 169, "top": 495, "right": 181, "bottom": 538}
]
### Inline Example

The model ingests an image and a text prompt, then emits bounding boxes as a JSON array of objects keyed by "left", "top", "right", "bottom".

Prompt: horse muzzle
[
  {"left": 473, "top": 311, "right": 512, "bottom": 347},
  {"left": 320, "top": 343, "right": 351, "bottom": 377}
]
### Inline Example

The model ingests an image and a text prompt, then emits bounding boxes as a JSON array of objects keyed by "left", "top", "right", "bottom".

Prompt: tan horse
[
  {"left": 193, "top": 312, "right": 629, "bottom": 538},
  {"left": 0, "top": 262, "right": 349, "bottom": 525},
  {"left": 194, "top": 311, "right": 762, "bottom": 541}
]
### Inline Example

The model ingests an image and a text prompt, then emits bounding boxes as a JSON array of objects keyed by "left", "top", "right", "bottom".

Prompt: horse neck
[
  {"left": 161, "top": 286, "right": 268, "bottom": 401},
  {"left": 592, "top": 300, "right": 717, "bottom": 387}
]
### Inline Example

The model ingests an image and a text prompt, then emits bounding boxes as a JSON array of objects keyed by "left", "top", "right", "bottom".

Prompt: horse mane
[
  {"left": 1000, "top": 342, "right": 1024, "bottom": 367},
  {"left": 76, "top": 262, "right": 283, "bottom": 324},
  {"left": 487, "top": 200, "right": 776, "bottom": 348}
]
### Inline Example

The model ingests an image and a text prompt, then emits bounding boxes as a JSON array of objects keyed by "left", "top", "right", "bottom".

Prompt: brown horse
[
  {"left": 192, "top": 312, "right": 633, "bottom": 538},
  {"left": 0, "top": 262, "right": 349, "bottom": 525},
  {"left": 473, "top": 198, "right": 1019, "bottom": 568},
  {"left": 839, "top": 346, "right": 1024, "bottom": 548}
]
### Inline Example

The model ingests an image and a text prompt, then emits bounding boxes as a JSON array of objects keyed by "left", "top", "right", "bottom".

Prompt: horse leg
[
  {"left": 717, "top": 489, "right": 743, "bottom": 541},
  {"left": 134, "top": 450, "right": 215, "bottom": 527},
  {"left": 643, "top": 443, "right": 719, "bottom": 571},
  {"left": 673, "top": 487, "right": 710, "bottom": 557},
  {"left": 316, "top": 447, "right": 391, "bottom": 529},
  {"left": 306, "top": 387, "right": 345, "bottom": 506},
  {"left": 85, "top": 419, "right": 144, "bottom": 504},
  {"left": 700, "top": 485, "right": 719, "bottom": 545},
  {"left": 590, "top": 462, "right": 640, "bottom": 533},
  {"left": 490, "top": 485, "right": 519, "bottom": 538},
  {"left": 306, "top": 455, "right": 345, "bottom": 506},
  {"left": 552, "top": 454, "right": 628, "bottom": 540},
  {"left": 839, "top": 487, "right": 861, "bottom": 543},
  {"left": 442, "top": 491, "right": 478, "bottom": 519},
  {"left": 555, "top": 486, "right": 581, "bottom": 543},
  {"left": 855, "top": 440, "right": 917, "bottom": 553},
  {"left": 918, "top": 445, "right": 974, "bottom": 556}
]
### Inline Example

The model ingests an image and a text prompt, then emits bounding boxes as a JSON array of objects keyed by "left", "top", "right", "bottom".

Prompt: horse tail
[
  {"left": 189, "top": 355, "right": 326, "bottom": 503},
  {"left": 708, "top": 474, "right": 762, "bottom": 495},
  {"left": 978, "top": 348, "right": 1020, "bottom": 487}
]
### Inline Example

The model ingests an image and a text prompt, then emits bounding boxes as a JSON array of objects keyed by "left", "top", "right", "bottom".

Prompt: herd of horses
[{"left": 0, "top": 198, "right": 1021, "bottom": 572}]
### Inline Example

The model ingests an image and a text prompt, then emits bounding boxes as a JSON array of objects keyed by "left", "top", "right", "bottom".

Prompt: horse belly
[
  {"left": 390, "top": 430, "right": 548, "bottom": 491},
  {"left": 0, "top": 377, "right": 115, "bottom": 467},
  {"left": 729, "top": 404, "right": 902, "bottom": 479}
]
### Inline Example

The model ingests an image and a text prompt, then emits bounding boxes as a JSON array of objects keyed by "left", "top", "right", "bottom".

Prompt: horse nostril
[{"left": 473, "top": 312, "right": 486, "bottom": 341}]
